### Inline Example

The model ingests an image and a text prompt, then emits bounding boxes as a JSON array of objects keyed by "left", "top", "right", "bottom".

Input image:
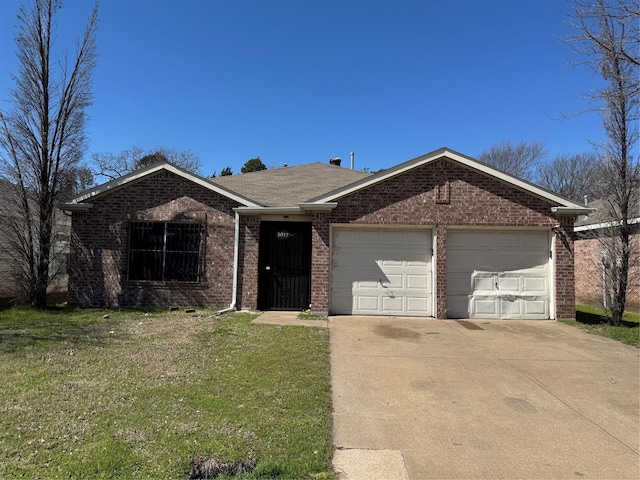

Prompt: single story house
[
  {"left": 574, "top": 200, "right": 639, "bottom": 310},
  {"left": 61, "top": 147, "right": 591, "bottom": 319}
]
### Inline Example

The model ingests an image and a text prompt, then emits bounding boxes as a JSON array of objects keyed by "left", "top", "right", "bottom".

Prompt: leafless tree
[
  {"left": 537, "top": 153, "right": 600, "bottom": 204},
  {"left": 0, "top": 0, "right": 98, "bottom": 307},
  {"left": 91, "top": 146, "right": 202, "bottom": 183},
  {"left": 477, "top": 140, "right": 547, "bottom": 181},
  {"left": 569, "top": 0, "right": 639, "bottom": 325}
]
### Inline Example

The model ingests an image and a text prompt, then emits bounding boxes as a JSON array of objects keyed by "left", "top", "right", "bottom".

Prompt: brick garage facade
[
  {"left": 69, "top": 171, "right": 241, "bottom": 307},
  {"left": 310, "top": 158, "right": 576, "bottom": 319}
]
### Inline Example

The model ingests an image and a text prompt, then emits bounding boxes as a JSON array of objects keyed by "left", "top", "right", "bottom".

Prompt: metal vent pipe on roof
[{"left": 351, "top": 152, "right": 354, "bottom": 169}]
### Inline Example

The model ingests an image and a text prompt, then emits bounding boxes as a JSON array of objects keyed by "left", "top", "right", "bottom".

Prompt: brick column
[
  {"left": 554, "top": 216, "right": 576, "bottom": 320},
  {"left": 310, "top": 214, "right": 330, "bottom": 314},
  {"left": 435, "top": 224, "right": 448, "bottom": 319}
]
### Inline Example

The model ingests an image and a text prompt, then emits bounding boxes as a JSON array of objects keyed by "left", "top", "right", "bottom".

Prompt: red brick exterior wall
[
  {"left": 554, "top": 216, "right": 577, "bottom": 319},
  {"left": 574, "top": 236, "right": 605, "bottom": 307},
  {"left": 69, "top": 171, "right": 240, "bottom": 307},
  {"left": 575, "top": 232, "right": 640, "bottom": 310},
  {"left": 310, "top": 158, "right": 575, "bottom": 319},
  {"left": 237, "top": 215, "right": 260, "bottom": 310}
]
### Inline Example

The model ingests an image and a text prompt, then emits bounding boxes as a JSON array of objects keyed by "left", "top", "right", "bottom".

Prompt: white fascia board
[
  {"left": 58, "top": 202, "right": 94, "bottom": 212},
  {"left": 234, "top": 206, "right": 303, "bottom": 215},
  {"left": 234, "top": 203, "right": 338, "bottom": 215},
  {"left": 299, "top": 202, "right": 338, "bottom": 212},
  {"left": 311, "top": 148, "right": 588, "bottom": 210},
  {"left": 574, "top": 216, "right": 640, "bottom": 232},
  {"left": 551, "top": 206, "right": 595, "bottom": 215},
  {"left": 68, "top": 163, "right": 260, "bottom": 207}
]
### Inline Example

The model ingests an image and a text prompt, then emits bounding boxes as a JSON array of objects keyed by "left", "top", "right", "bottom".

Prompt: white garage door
[
  {"left": 331, "top": 229, "right": 433, "bottom": 316},
  {"left": 447, "top": 230, "right": 550, "bottom": 319}
]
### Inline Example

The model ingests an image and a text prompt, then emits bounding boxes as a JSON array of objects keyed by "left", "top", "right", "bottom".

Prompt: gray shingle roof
[
  {"left": 209, "top": 162, "right": 372, "bottom": 207},
  {"left": 575, "top": 198, "right": 640, "bottom": 228}
]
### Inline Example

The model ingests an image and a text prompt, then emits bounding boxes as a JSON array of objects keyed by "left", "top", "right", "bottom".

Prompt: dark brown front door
[{"left": 258, "top": 221, "right": 312, "bottom": 311}]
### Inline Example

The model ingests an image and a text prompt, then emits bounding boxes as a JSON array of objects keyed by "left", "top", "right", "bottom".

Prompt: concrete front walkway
[{"left": 330, "top": 317, "right": 640, "bottom": 479}]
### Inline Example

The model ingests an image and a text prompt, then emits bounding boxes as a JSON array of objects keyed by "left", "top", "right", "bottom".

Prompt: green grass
[
  {"left": 565, "top": 305, "right": 640, "bottom": 347},
  {"left": 297, "top": 310, "right": 328, "bottom": 321},
  {"left": 0, "top": 307, "right": 334, "bottom": 479}
]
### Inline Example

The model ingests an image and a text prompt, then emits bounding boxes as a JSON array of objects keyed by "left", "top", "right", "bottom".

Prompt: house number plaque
[{"left": 276, "top": 231, "right": 295, "bottom": 240}]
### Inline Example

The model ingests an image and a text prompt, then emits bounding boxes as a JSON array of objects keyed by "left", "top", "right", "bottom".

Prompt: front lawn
[
  {"left": 565, "top": 305, "right": 640, "bottom": 347},
  {"left": 0, "top": 307, "right": 334, "bottom": 479}
]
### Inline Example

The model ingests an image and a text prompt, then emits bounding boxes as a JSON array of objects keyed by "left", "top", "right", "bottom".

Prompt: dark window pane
[
  {"left": 129, "top": 250, "right": 163, "bottom": 280},
  {"left": 166, "top": 223, "right": 201, "bottom": 252},
  {"left": 129, "top": 221, "right": 202, "bottom": 282},
  {"left": 165, "top": 251, "right": 200, "bottom": 281},
  {"left": 130, "top": 222, "right": 164, "bottom": 250}
]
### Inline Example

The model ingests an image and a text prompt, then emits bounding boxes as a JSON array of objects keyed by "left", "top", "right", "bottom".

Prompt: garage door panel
[
  {"left": 499, "top": 299, "right": 522, "bottom": 316},
  {"left": 524, "top": 299, "right": 548, "bottom": 315},
  {"left": 407, "top": 274, "right": 429, "bottom": 289},
  {"left": 384, "top": 274, "right": 404, "bottom": 288},
  {"left": 331, "top": 229, "right": 432, "bottom": 316},
  {"left": 357, "top": 296, "right": 379, "bottom": 311},
  {"left": 407, "top": 296, "right": 429, "bottom": 312},
  {"left": 472, "top": 297, "right": 499, "bottom": 316},
  {"left": 523, "top": 276, "right": 546, "bottom": 293},
  {"left": 447, "top": 295, "right": 469, "bottom": 318},
  {"left": 331, "top": 293, "right": 352, "bottom": 314},
  {"left": 382, "top": 296, "right": 402, "bottom": 311},
  {"left": 498, "top": 275, "right": 520, "bottom": 292},
  {"left": 448, "top": 272, "right": 473, "bottom": 295},
  {"left": 447, "top": 231, "right": 550, "bottom": 320},
  {"left": 472, "top": 272, "right": 495, "bottom": 292}
]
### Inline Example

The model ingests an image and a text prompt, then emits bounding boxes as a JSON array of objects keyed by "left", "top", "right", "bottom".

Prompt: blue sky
[{"left": 0, "top": 0, "right": 605, "bottom": 176}]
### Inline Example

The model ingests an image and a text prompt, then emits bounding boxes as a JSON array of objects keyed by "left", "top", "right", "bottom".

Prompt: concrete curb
[
  {"left": 251, "top": 311, "right": 328, "bottom": 328},
  {"left": 333, "top": 449, "right": 410, "bottom": 480}
]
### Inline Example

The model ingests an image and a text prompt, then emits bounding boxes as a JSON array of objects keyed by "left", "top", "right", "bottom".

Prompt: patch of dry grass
[{"left": 0, "top": 307, "right": 333, "bottom": 479}]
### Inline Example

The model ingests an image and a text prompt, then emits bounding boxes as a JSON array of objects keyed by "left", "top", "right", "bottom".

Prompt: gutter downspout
[{"left": 216, "top": 211, "right": 240, "bottom": 315}]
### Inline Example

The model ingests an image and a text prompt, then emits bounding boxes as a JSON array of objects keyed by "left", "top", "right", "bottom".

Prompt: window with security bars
[{"left": 128, "top": 222, "right": 203, "bottom": 282}]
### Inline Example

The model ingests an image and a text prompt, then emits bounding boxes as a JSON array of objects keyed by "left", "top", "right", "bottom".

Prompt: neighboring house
[
  {"left": 61, "top": 147, "right": 591, "bottom": 319},
  {"left": 574, "top": 200, "right": 640, "bottom": 310},
  {"left": 0, "top": 180, "right": 70, "bottom": 306}
]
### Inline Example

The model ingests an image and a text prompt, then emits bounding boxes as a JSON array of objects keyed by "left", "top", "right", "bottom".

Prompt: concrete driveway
[{"left": 330, "top": 317, "right": 639, "bottom": 479}]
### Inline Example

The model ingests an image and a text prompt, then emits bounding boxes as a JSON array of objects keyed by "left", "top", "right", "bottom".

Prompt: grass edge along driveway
[
  {"left": 567, "top": 304, "right": 639, "bottom": 347},
  {"left": 0, "top": 307, "right": 334, "bottom": 479}
]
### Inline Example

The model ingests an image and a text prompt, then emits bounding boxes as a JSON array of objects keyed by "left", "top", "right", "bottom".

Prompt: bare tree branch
[
  {"left": 569, "top": 0, "right": 639, "bottom": 325},
  {"left": 0, "top": 0, "right": 97, "bottom": 307},
  {"left": 478, "top": 140, "right": 547, "bottom": 181},
  {"left": 537, "top": 153, "right": 601, "bottom": 203},
  {"left": 90, "top": 146, "right": 202, "bottom": 184}
]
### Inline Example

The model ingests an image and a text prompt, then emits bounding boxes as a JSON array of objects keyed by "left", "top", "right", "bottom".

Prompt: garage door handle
[{"left": 379, "top": 278, "right": 387, "bottom": 288}]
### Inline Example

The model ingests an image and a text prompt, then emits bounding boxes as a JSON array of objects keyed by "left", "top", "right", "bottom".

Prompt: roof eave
[
  {"left": 59, "top": 202, "right": 94, "bottom": 212},
  {"left": 308, "top": 147, "right": 589, "bottom": 210},
  {"left": 234, "top": 203, "right": 338, "bottom": 215},
  {"left": 574, "top": 216, "right": 640, "bottom": 232},
  {"left": 299, "top": 202, "right": 338, "bottom": 212},
  {"left": 551, "top": 206, "right": 595, "bottom": 215},
  {"left": 69, "top": 163, "right": 260, "bottom": 207},
  {"left": 234, "top": 206, "right": 303, "bottom": 215}
]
